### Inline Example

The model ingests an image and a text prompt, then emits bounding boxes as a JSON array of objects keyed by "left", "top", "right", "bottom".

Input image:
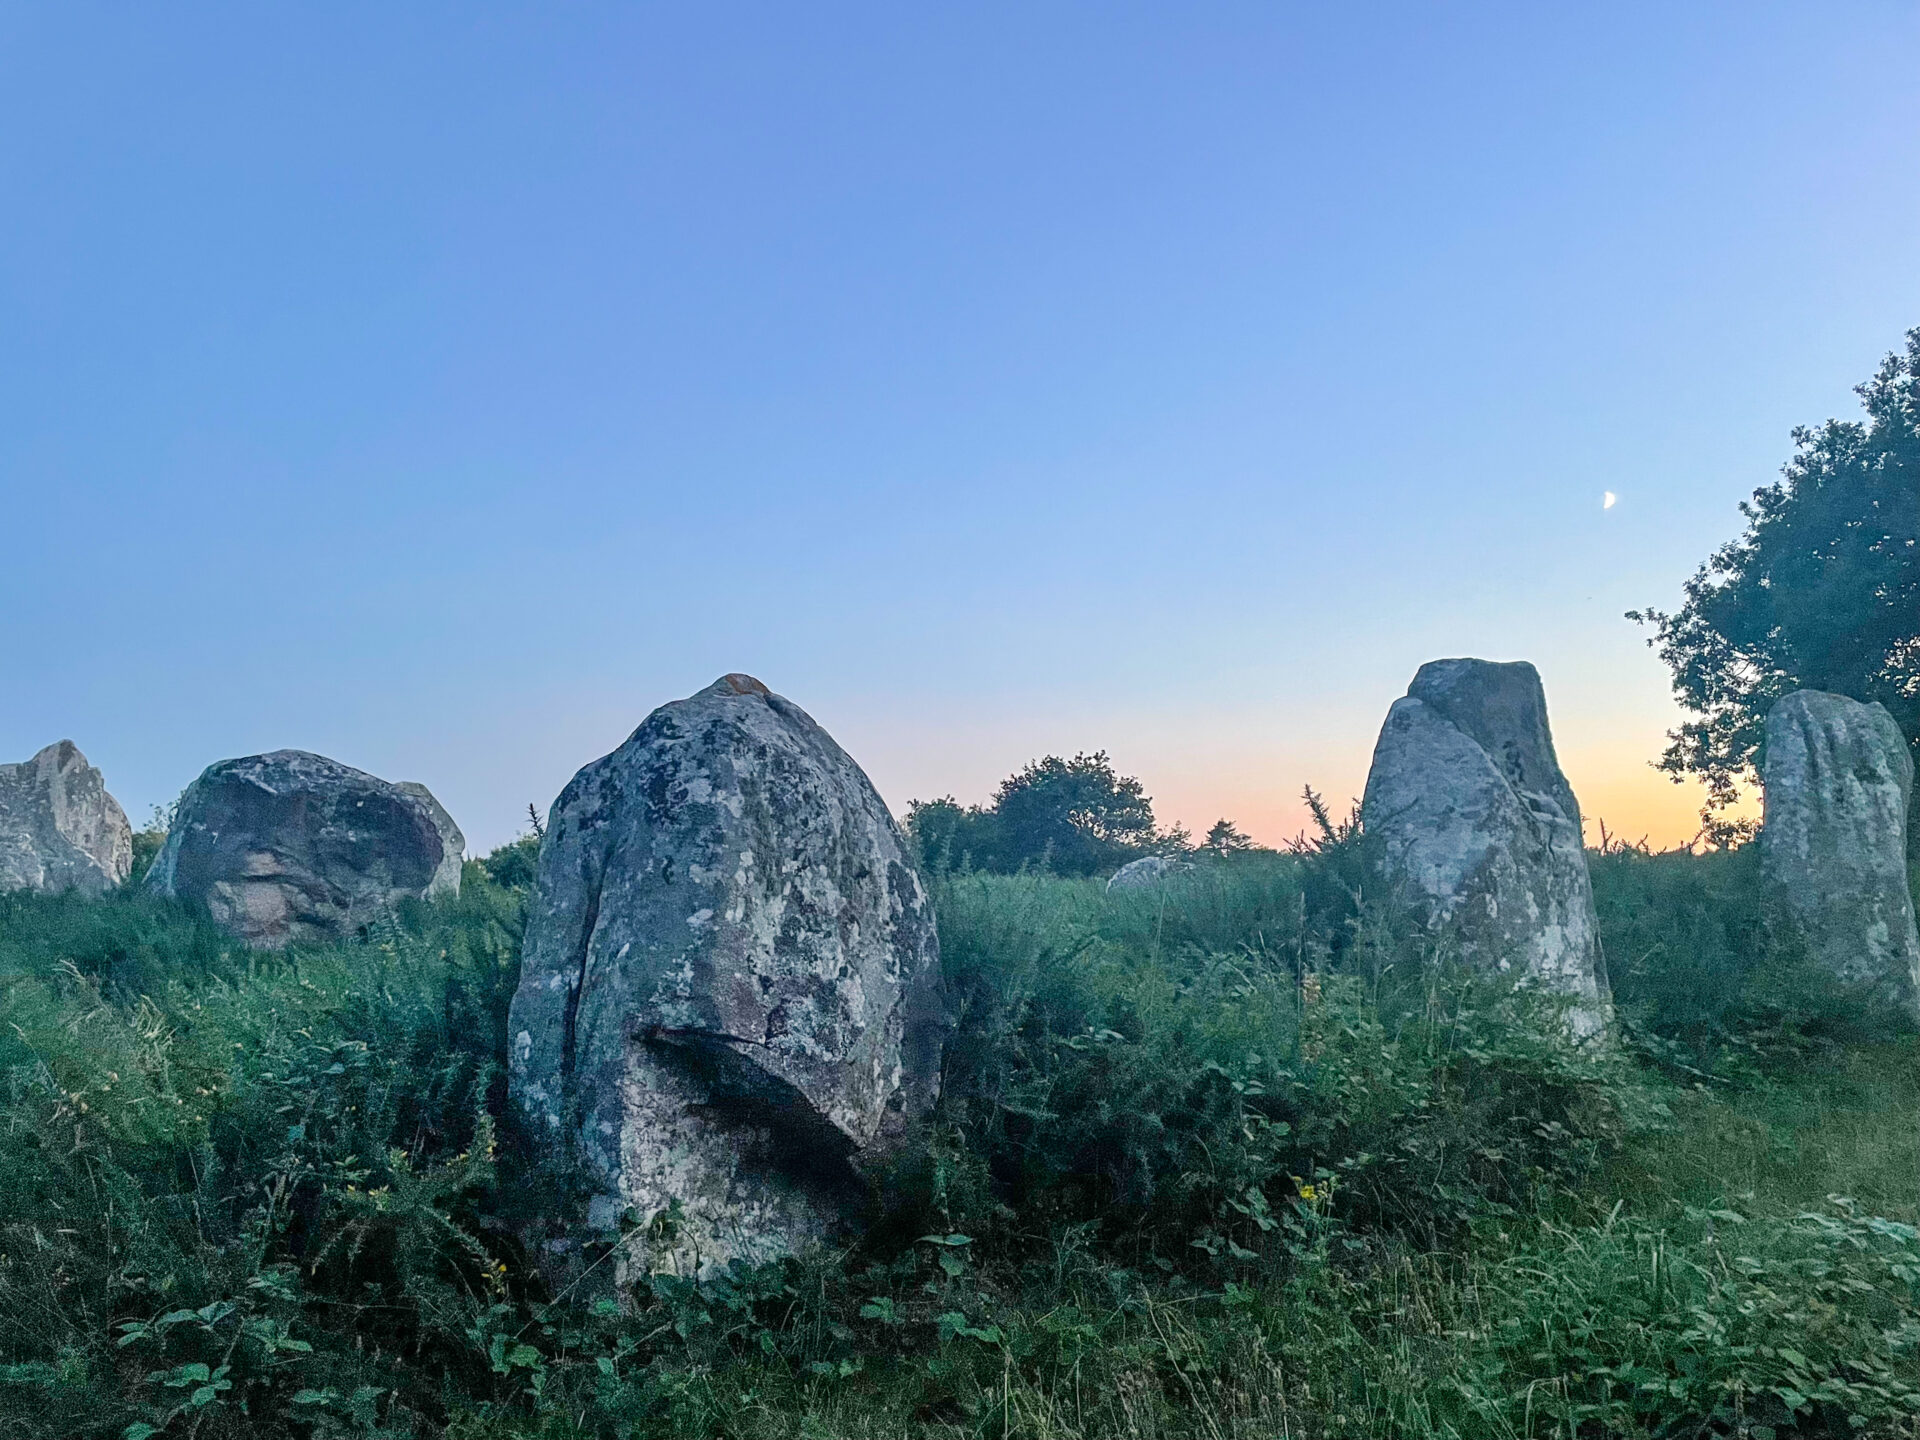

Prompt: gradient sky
[{"left": 4, "top": 4, "right": 1918, "bottom": 854}]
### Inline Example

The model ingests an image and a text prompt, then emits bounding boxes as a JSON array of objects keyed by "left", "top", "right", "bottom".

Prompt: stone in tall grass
[
  {"left": 0, "top": 741, "right": 132, "bottom": 895},
  {"left": 1760, "top": 690, "right": 1920, "bottom": 1021},
  {"left": 1106, "top": 855, "right": 1189, "bottom": 891},
  {"left": 145, "top": 750, "right": 463, "bottom": 948},
  {"left": 1363, "top": 659, "right": 1609, "bottom": 1037},
  {"left": 509, "top": 674, "right": 945, "bottom": 1277}
]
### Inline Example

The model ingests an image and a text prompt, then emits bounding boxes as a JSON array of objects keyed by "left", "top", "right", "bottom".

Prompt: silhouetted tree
[
  {"left": 1631, "top": 326, "right": 1919, "bottom": 849},
  {"left": 1202, "top": 818, "right": 1254, "bottom": 856},
  {"left": 904, "top": 795, "right": 985, "bottom": 870},
  {"left": 908, "top": 752, "right": 1179, "bottom": 875},
  {"left": 991, "top": 752, "right": 1160, "bottom": 874}
]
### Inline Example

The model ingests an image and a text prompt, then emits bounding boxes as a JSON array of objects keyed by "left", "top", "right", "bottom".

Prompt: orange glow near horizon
[
  {"left": 1144, "top": 740, "right": 1764, "bottom": 856},
  {"left": 847, "top": 658, "right": 1766, "bottom": 868},
  {"left": 1148, "top": 757, "right": 1752, "bottom": 856}
]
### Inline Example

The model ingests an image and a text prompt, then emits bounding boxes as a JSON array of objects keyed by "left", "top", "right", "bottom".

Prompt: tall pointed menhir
[
  {"left": 0, "top": 741, "right": 132, "bottom": 895},
  {"left": 509, "top": 674, "right": 948, "bottom": 1278},
  {"left": 1362, "top": 659, "right": 1610, "bottom": 1037}
]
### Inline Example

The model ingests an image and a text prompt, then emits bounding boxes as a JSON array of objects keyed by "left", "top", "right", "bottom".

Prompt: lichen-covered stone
[
  {"left": 508, "top": 674, "right": 946, "bottom": 1277},
  {"left": 1362, "top": 659, "right": 1609, "bottom": 1037},
  {"left": 1106, "top": 855, "right": 1189, "bottom": 892},
  {"left": 0, "top": 741, "right": 132, "bottom": 895},
  {"left": 145, "top": 750, "right": 463, "bottom": 948},
  {"left": 1761, "top": 690, "right": 1920, "bottom": 1020}
]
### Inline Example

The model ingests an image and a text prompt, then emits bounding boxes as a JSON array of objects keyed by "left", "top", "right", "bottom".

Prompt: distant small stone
[
  {"left": 509, "top": 674, "right": 947, "bottom": 1278},
  {"left": 1106, "top": 855, "right": 1189, "bottom": 892},
  {"left": 1362, "top": 658, "right": 1610, "bottom": 1037},
  {"left": 1761, "top": 690, "right": 1919, "bottom": 1020},
  {"left": 0, "top": 741, "right": 132, "bottom": 895},
  {"left": 145, "top": 750, "right": 463, "bottom": 948}
]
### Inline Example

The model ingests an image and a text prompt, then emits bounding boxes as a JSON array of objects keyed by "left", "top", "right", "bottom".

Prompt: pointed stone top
[
  {"left": 714, "top": 673, "right": 771, "bottom": 698},
  {"left": 1364, "top": 657, "right": 1607, "bottom": 1037},
  {"left": 29, "top": 739, "right": 88, "bottom": 770},
  {"left": 0, "top": 740, "right": 132, "bottom": 894},
  {"left": 1407, "top": 658, "right": 1576, "bottom": 825}
]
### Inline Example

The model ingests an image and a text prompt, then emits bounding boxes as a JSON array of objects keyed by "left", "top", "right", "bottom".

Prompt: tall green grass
[
  {"left": 0, "top": 873, "right": 523, "bottom": 1439},
  {"left": 1590, "top": 839, "right": 1904, "bottom": 1053},
  {"left": 0, "top": 845, "right": 1914, "bottom": 1439}
]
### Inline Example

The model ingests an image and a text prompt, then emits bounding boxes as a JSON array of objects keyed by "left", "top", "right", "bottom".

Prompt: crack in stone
[
  {"left": 643, "top": 1023, "right": 772, "bottom": 1050},
  {"left": 559, "top": 876, "right": 604, "bottom": 1084}
]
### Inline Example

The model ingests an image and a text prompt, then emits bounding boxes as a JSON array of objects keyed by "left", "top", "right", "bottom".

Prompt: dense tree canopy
[
  {"left": 907, "top": 750, "right": 1183, "bottom": 875},
  {"left": 1632, "top": 328, "right": 1920, "bottom": 841}
]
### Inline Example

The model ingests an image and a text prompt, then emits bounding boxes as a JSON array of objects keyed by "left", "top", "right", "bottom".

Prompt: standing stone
[
  {"left": 145, "top": 750, "right": 463, "bottom": 948},
  {"left": 509, "top": 674, "right": 946, "bottom": 1277},
  {"left": 0, "top": 741, "right": 133, "bottom": 895},
  {"left": 1362, "top": 659, "right": 1609, "bottom": 1037},
  {"left": 1106, "top": 855, "right": 1189, "bottom": 892},
  {"left": 1760, "top": 690, "right": 1920, "bottom": 1020}
]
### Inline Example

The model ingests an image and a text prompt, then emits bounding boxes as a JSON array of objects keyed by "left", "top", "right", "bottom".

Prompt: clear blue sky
[{"left": 4, "top": 3, "right": 1917, "bottom": 852}]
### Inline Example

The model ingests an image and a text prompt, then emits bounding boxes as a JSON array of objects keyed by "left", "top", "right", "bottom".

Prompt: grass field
[{"left": 1, "top": 840, "right": 1916, "bottom": 1439}]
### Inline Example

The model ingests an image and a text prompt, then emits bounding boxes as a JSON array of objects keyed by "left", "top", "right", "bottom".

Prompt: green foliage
[
  {"left": 1624, "top": 1039, "right": 1920, "bottom": 1223},
  {"left": 908, "top": 751, "right": 1185, "bottom": 876},
  {"left": 911, "top": 863, "right": 1658, "bottom": 1258},
  {"left": 1199, "top": 817, "right": 1255, "bottom": 856},
  {"left": 0, "top": 863, "right": 525, "bottom": 1438},
  {"left": 1586, "top": 838, "right": 1899, "bottom": 1056},
  {"left": 481, "top": 834, "right": 542, "bottom": 891},
  {"left": 126, "top": 802, "right": 176, "bottom": 888},
  {"left": 0, "top": 885, "right": 249, "bottom": 1000},
  {"left": 2, "top": 839, "right": 1916, "bottom": 1438},
  {"left": 1349, "top": 1200, "right": 1920, "bottom": 1439},
  {"left": 1631, "top": 325, "right": 1920, "bottom": 834}
]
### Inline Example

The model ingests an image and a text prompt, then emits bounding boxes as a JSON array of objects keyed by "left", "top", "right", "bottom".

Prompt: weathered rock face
[
  {"left": 509, "top": 674, "right": 946, "bottom": 1277},
  {"left": 1106, "top": 855, "right": 1189, "bottom": 892},
  {"left": 0, "top": 741, "right": 133, "bottom": 895},
  {"left": 145, "top": 750, "right": 463, "bottom": 948},
  {"left": 1761, "top": 690, "right": 1920, "bottom": 1019},
  {"left": 1362, "top": 659, "right": 1610, "bottom": 1037}
]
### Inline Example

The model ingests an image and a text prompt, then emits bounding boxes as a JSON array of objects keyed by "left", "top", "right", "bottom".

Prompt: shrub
[
  {"left": 912, "top": 864, "right": 1663, "bottom": 1260},
  {"left": 0, "top": 885, "right": 246, "bottom": 1000},
  {"left": 1588, "top": 840, "right": 1902, "bottom": 1055}
]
